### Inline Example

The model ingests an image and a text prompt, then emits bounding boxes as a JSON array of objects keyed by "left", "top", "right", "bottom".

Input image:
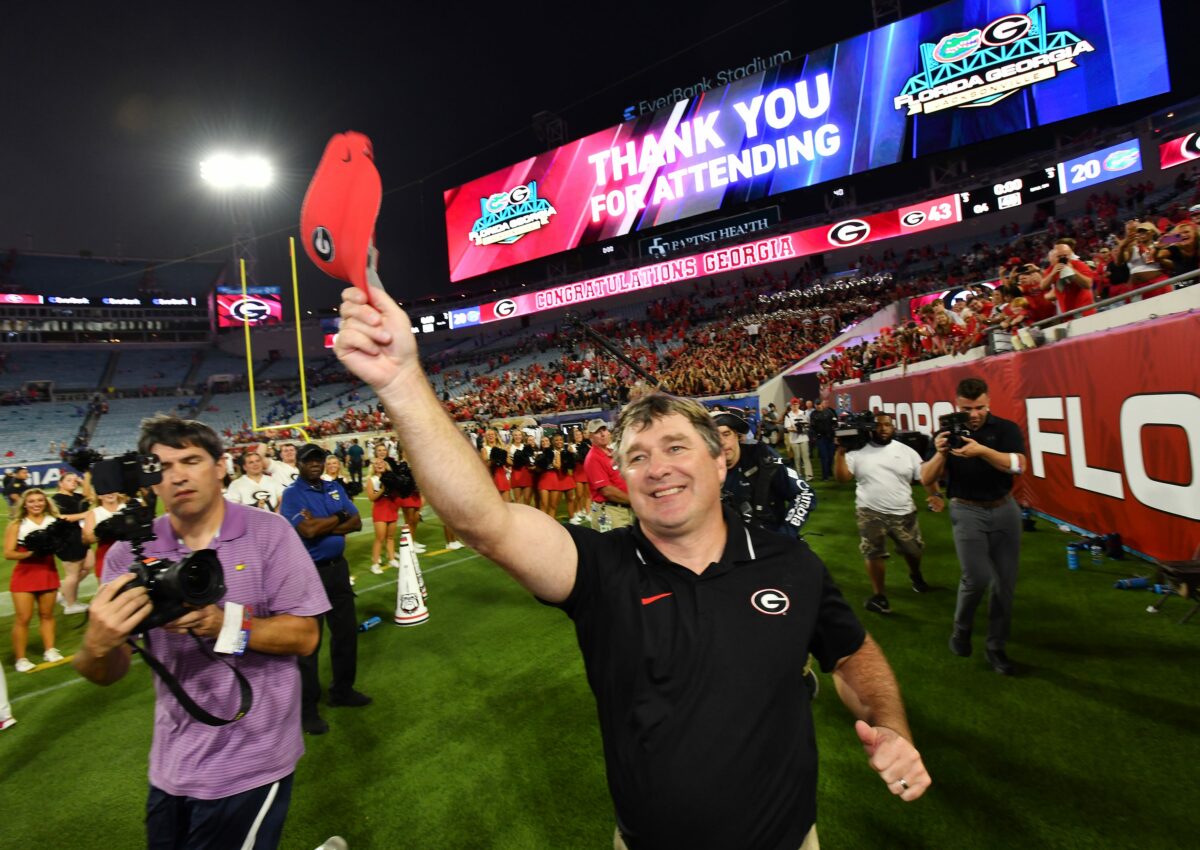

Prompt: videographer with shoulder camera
[
  {"left": 920, "top": 378, "right": 1026, "bottom": 676},
  {"left": 73, "top": 416, "right": 328, "bottom": 849},
  {"left": 834, "top": 413, "right": 940, "bottom": 616},
  {"left": 712, "top": 408, "right": 816, "bottom": 539}
]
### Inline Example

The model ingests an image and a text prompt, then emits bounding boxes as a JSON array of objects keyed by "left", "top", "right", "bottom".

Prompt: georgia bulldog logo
[{"left": 751, "top": 588, "right": 790, "bottom": 615}]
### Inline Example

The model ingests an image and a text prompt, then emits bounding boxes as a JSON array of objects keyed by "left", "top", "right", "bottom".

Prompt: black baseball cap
[
  {"left": 296, "top": 443, "right": 330, "bottom": 463},
  {"left": 710, "top": 408, "right": 749, "bottom": 435}
]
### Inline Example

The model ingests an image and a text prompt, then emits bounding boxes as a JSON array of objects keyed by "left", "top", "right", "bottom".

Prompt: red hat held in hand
[{"left": 300, "top": 131, "right": 382, "bottom": 293}]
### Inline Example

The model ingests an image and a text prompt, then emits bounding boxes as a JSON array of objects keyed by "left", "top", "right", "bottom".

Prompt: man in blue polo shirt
[{"left": 281, "top": 443, "right": 371, "bottom": 735}]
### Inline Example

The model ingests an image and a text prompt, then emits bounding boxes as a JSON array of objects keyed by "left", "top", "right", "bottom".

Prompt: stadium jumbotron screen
[
  {"left": 444, "top": 0, "right": 1170, "bottom": 282},
  {"left": 214, "top": 287, "right": 284, "bottom": 328}
]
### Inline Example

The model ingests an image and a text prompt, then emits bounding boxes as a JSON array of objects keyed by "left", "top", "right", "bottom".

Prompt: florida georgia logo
[
  {"left": 895, "top": 6, "right": 1094, "bottom": 116},
  {"left": 751, "top": 588, "right": 790, "bottom": 615},
  {"left": 469, "top": 181, "right": 557, "bottom": 247}
]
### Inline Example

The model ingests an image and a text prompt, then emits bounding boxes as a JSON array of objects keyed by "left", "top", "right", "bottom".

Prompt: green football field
[{"left": 2, "top": 481, "right": 1196, "bottom": 849}]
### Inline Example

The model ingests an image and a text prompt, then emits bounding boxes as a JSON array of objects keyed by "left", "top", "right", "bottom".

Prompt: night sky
[{"left": 1, "top": 0, "right": 1193, "bottom": 309}]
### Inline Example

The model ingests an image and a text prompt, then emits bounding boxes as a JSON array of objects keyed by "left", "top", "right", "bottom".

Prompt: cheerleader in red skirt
[
  {"left": 508, "top": 429, "right": 535, "bottom": 507},
  {"left": 367, "top": 457, "right": 400, "bottom": 573},
  {"left": 82, "top": 491, "right": 129, "bottom": 586},
  {"left": 538, "top": 433, "right": 577, "bottom": 520},
  {"left": 480, "top": 428, "right": 511, "bottom": 501},
  {"left": 568, "top": 428, "right": 591, "bottom": 525},
  {"left": 5, "top": 490, "right": 62, "bottom": 672},
  {"left": 392, "top": 450, "right": 424, "bottom": 556}
]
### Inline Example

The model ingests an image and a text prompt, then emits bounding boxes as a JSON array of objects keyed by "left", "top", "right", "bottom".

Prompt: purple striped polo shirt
[{"left": 104, "top": 500, "right": 330, "bottom": 799}]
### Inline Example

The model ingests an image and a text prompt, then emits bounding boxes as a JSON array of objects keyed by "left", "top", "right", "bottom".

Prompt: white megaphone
[
  {"left": 399, "top": 524, "right": 427, "bottom": 599},
  {"left": 393, "top": 527, "right": 429, "bottom": 626}
]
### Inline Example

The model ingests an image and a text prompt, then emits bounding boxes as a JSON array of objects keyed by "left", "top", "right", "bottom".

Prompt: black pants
[
  {"left": 348, "top": 462, "right": 363, "bottom": 485},
  {"left": 146, "top": 774, "right": 293, "bottom": 849},
  {"left": 299, "top": 555, "right": 358, "bottom": 713},
  {"left": 815, "top": 437, "right": 836, "bottom": 479}
]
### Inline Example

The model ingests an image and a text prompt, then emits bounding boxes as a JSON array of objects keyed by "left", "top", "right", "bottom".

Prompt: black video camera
[
  {"left": 938, "top": 412, "right": 972, "bottom": 450},
  {"left": 87, "top": 451, "right": 226, "bottom": 630},
  {"left": 835, "top": 411, "right": 878, "bottom": 452}
]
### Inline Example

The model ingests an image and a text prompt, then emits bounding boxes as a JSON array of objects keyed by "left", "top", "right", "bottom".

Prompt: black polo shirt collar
[{"left": 628, "top": 504, "right": 756, "bottom": 579}]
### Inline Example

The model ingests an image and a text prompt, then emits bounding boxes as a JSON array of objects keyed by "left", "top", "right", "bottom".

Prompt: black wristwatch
[{"left": 335, "top": 510, "right": 349, "bottom": 523}]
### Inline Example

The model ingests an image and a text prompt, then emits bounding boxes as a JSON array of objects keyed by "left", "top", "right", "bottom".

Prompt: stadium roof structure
[{"left": 0, "top": 252, "right": 226, "bottom": 299}]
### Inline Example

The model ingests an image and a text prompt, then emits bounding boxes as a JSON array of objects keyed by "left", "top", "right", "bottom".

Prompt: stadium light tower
[{"left": 200, "top": 152, "right": 274, "bottom": 286}]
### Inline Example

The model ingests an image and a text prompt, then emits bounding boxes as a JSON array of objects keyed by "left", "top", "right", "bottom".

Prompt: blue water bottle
[
  {"left": 1066, "top": 544, "right": 1079, "bottom": 571},
  {"left": 1113, "top": 577, "right": 1150, "bottom": 590},
  {"left": 1089, "top": 543, "right": 1103, "bottom": 566},
  {"left": 358, "top": 616, "right": 382, "bottom": 632}
]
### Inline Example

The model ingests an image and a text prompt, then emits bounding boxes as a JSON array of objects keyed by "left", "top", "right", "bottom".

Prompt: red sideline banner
[{"left": 835, "top": 313, "right": 1200, "bottom": 561}]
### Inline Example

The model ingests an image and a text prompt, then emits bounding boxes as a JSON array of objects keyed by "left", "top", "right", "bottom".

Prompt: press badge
[{"left": 214, "top": 602, "right": 253, "bottom": 655}]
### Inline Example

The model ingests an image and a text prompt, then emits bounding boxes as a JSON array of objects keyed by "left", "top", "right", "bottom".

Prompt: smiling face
[
  {"left": 324, "top": 456, "right": 342, "bottom": 478},
  {"left": 617, "top": 413, "right": 726, "bottom": 540},
  {"left": 23, "top": 490, "right": 47, "bottom": 517},
  {"left": 279, "top": 444, "right": 297, "bottom": 466},
  {"left": 151, "top": 442, "right": 225, "bottom": 524}
]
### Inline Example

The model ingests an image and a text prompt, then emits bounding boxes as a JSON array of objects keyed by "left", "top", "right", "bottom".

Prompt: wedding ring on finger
[{"left": 898, "top": 778, "right": 910, "bottom": 791}]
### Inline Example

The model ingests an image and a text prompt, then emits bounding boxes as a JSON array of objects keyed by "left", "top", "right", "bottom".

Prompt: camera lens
[{"left": 176, "top": 550, "right": 225, "bottom": 606}]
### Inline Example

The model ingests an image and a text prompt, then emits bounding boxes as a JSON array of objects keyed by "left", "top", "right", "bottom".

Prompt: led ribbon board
[
  {"left": 444, "top": 0, "right": 1169, "bottom": 282},
  {"left": 434, "top": 136, "right": 1145, "bottom": 331}
]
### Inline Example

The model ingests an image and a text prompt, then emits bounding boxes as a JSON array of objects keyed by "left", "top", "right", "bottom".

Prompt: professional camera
[
  {"left": 938, "top": 412, "right": 972, "bottom": 450},
  {"left": 835, "top": 411, "right": 878, "bottom": 451},
  {"left": 89, "top": 451, "right": 226, "bottom": 630}
]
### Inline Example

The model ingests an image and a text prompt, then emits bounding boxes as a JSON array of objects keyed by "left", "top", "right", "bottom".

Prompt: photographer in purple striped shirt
[{"left": 75, "top": 416, "right": 329, "bottom": 849}]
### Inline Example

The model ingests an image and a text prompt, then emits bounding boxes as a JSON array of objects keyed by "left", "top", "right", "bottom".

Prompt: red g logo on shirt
[{"left": 751, "top": 588, "right": 790, "bottom": 615}]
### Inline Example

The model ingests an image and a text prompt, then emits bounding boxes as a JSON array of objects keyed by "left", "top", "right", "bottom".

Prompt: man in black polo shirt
[
  {"left": 335, "top": 285, "right": 931, "bottom": 849},
  {"left": 921, "top": 377, "right": 1026, "bottom": 675}
]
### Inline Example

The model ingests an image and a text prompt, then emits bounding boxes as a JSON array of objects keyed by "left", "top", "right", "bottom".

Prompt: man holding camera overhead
[
  {"left": 74, "top": 416, "right": 328, "bottom": 849},
  {"left": 920, "top": 378, "right": 1026, "bottom": 676}
]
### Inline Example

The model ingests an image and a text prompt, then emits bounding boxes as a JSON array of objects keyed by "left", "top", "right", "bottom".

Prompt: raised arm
[{"left": 335, "top": 286, "right": 577, "bottom": 602}]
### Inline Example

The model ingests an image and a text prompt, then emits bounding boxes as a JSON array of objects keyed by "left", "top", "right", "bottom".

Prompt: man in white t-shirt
[
  {"left": 226, "top": 451, "right": 284, "bottom": 512},
  {"left": 834, "top": 413, "right": 944, "bottom": 615},
  {"left": 782, "top": 397, "right": 812, "bottom": 480},
  {"left": 264, "top": 443, "right": 300, "bottom": 488}
]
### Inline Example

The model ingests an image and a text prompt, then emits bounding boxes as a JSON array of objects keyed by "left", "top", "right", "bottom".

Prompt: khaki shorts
[
  {"left": 856, "top": 507, "right": 924, "bottom": 560},
  {"left": 590, "top": 502, "right": 632, "bottom": 532}
]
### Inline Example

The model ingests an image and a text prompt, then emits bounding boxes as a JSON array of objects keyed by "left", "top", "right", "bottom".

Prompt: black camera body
[
  {"left": 938, "top": 412, "right": 973, "bottom": 449},
  {"left": 90, "top": 451, "right": 163, "bottom": 497},
  {"left": 835, "top": 411, "right": 878, "bottom": 452},
  {"left": 127, "top": 551, "right": 227, "bottom": 630}
]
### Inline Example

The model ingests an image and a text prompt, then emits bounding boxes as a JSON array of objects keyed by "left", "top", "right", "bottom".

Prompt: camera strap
[{"left": 127, "top": 631, "right": 253, "bottom": 726}]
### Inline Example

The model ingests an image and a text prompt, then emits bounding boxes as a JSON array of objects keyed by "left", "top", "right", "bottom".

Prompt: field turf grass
[{"left": 1, "top": 480, "right": 1197, "bottom": 848}]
